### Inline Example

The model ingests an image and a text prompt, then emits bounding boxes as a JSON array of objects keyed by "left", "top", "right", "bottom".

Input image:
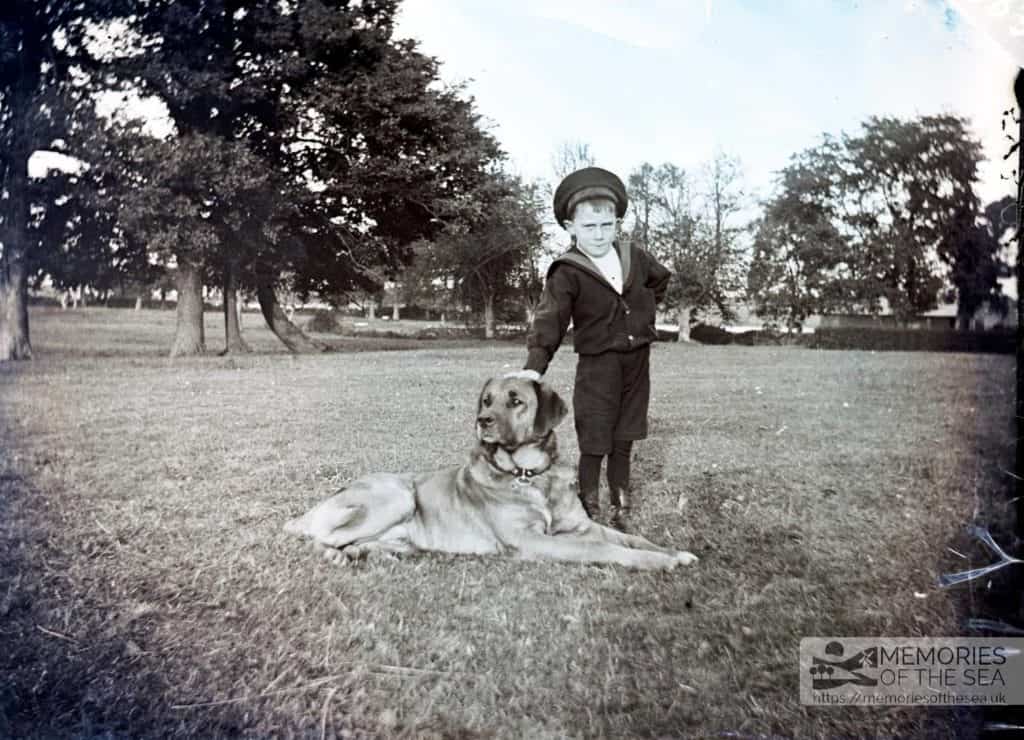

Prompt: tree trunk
[
  {"left": 0, "top": 255, "right": 32, "bottom": 361},
  {"left": 676, "top": 305, "right": 692, "bottom": 342},
  {"left": 367, "top": 302, "right": 376, "bottom": 320},
  {"left": 169, "top": 259, "right": 206, "bottom": 357},
  {"left": 134, "top": 294, "right": 143, "bottom": 311},
  {"left": 0, "top": 149, "right": 32, "bottom": 361},
  {"left": 221, "top": 260, "right": 250, "bottom": 354},
  {"left": 256, "top": 281, "right": 327, "bottom": 353},
  {"left": 484, "top": 294, "right": 495, "bottom": 339},
  {"left": 392, "top": 300, "right": 399, "bottom": 321},
  {"left": 955, "top": 304, "right": 973, "bottom": 332},
  {"left": 0, "top": 23, "right": 40, "bottom": 362}
]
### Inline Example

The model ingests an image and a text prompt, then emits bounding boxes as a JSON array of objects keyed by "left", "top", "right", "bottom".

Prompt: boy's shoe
[
  {"left": 579, "top": 488, "right": 600, "bottom": 520},
  {"left": 609, "top": 507, "right": 631, "bottom": 532},
  {"left": 609, "top": 488, "right": 631, "bottom": 532}
]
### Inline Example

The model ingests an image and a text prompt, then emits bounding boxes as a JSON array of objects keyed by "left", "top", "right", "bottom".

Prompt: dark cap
[{"left": 553, "top": 166, "right": 628, "bottom": 228}]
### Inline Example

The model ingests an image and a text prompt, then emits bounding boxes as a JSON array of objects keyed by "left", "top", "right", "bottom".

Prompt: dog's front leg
[
  {"left": 588, "top": 523, "right": 697, "bottom": 563},
  {"left": 510, "top": 529, "right": 695, "bottom": 571}
]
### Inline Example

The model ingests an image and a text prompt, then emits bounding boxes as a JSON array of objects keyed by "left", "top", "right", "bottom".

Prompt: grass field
[{"left": 0, "top": 307, "right": 1017, "bottom": 738}]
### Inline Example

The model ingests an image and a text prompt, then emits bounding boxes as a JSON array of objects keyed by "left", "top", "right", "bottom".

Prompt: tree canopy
[
  {"left": 749, "top": 114, "right": 994, "bottom": 330},
  {"left": 1, "top": 0, "right": 509, "bottom": 357}
]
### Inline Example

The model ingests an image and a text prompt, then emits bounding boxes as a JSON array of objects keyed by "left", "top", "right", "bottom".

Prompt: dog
[{"left": 283, "top": 375, "right": 698, "bottom": 571}]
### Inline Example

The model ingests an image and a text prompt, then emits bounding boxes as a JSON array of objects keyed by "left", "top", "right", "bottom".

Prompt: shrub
[
  {"left": 304, "top": 310, "right": 352, "bottom": 334},
  {"left": 655, "top": 327, "right": 679, "bottom": 342},
  {"left": 690, "top": 323, "right": 734, "bottom": 345}
]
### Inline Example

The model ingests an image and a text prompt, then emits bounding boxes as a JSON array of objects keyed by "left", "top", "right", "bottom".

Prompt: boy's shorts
[{"left": 573, "top": 345, "right": 650, "bottom": 455}]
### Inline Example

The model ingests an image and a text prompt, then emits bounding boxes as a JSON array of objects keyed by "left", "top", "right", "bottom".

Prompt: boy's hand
[{"left": 503, "top": 369, "right": 542, "bottom": 382}]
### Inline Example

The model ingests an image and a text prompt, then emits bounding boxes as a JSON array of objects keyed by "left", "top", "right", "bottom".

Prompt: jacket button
[{"left": 628, "top": 335, "right": 634, "bottom": 342}]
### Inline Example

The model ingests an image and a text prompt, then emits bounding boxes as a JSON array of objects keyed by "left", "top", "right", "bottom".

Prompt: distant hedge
[
  {"left": 665, "top": 323, "right": 794, "bottom": 346},
  {"left": 808, "top": 327, "right": 1016, "bottom": 354}
]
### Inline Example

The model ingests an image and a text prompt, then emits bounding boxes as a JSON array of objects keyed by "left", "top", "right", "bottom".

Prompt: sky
[{"left": 394, "top": 0, "right": 1022, "bottom": 208}]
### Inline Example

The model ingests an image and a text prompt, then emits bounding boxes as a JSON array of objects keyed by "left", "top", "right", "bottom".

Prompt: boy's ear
[{"left": 532, "top": 381, "right": 568, "bottom": 438}]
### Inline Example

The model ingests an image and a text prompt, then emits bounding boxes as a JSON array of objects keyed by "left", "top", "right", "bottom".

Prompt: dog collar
[
  {"left": 512, "top": 465, "right": 541, "bottom": 484},
  {"left": 486, "top": 436, "right": 554, "bottom": 483},
  {"left": 489, "top": 455, "right": 550, "bottom": 483}
]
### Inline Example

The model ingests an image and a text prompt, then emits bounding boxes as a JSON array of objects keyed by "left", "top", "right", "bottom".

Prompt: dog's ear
[
  {"left": 477, "top": 379, "right": 493, "bottom": 413},
  {"left": 532, "top": 381, "right": 568, "bottom": 437}
]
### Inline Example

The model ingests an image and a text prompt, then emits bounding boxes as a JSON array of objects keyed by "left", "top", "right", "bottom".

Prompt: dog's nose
[{"left": 477, "top": 415, "right": 494, "bottom": 427}]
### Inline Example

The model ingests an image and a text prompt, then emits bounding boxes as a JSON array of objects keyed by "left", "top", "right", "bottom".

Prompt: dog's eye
[
  {"left": 510, "top": 398, "right": 523, "bottom": 407},
  {"left": 483, "top": 394, "right": 493, "bottom": 407}
]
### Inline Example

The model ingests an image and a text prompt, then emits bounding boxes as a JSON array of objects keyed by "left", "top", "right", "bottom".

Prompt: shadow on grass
[
  {"left": 0, "top": 441, "right": 261, "bottom": 737},
  {"left": 633, "top": 404, "right": 1005, "bottom": 738}
]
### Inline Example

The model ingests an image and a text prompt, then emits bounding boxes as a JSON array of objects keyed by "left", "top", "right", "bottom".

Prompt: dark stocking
[
  {"left": 578, "top": 453, "right": 603, "bottom": 495},
  {"left": 606, "top": 440, "right": 633, "bottom": 499}
]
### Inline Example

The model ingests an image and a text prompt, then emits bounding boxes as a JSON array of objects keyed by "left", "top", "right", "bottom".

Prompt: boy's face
[{"left": 567, "top": 200, "right": 618, "bottom": 258}]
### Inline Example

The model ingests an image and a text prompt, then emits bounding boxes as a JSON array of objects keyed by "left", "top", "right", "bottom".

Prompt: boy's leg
[
  {"left": 574, "top": 353, "right": 621, "bottom": 521},
  {"left": 609, "top": 346, "right": 652, "bottom": 531},
  {"left": 607, "top": 439, "right": 633, "bottom": 500},
  {"left": 607, "top": 439, "right": 633, "bottom": 530},
  {"left": 577, "top": 453, "right": 603, "bottom": 518}
]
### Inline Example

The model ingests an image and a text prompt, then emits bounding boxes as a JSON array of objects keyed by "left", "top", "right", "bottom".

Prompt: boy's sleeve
[
  {"left": 525, "top": 266, "right": 576, "bottom": 375},
  {"left": 645, "top": 251, "right": 673, "bottom": 304}
]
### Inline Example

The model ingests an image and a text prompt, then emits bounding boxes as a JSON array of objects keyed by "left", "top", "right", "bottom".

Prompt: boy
[{"left": 517, "top": 167, "right": 671, "bottom": 531}]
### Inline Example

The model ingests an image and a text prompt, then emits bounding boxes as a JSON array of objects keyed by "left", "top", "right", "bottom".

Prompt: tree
[
  {"left": 627, "top": 162, "right": 656, "bottom": 254},
  {"left": 748, "top": 149, "right": 853, "bottom": 331},
  {"left": 947, "top": 196, "right": 1015, "bottom": 329},
  {"left": 28, "top": 105, "right": 163, "bottom": 311},
  {"left": 551, "top": 140, "right": 595, "bottom": 180},
  {"left": 430, "top": 172, "right": 544, "bottom": 338},
  {"left": 749, "top": 115, "right": 989, "bottom": 327},
  {"left": 391, "top": 240, "right": 453, "bottom": 321},
  {"left": 0, "top": 0, "right": 134, "bottom": 360},
  {"left": 110, "top": 1, "right": 503, "bottom": 356},
  {"left": 841, "top": 115, "right": 982, "bottom": 322},
  {"left": 628, "top": 157, "right": 748, "bottom": 340},
  {"left": 694, "top": 152, "right": 749, "bottom": 319},
  {"left": 117, "top": 131, "right": 279, "bottom": 355}
]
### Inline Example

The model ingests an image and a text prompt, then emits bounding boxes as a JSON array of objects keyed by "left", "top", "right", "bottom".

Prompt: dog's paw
[
  {"left": 674, "top": 550, "right": 699, "bottom": 567},
  {"left": 315, "top": 542, "right": 350, "bottom": 566},
  {"left": 283, "top": 516, "right": 306, "bottom": 536}
]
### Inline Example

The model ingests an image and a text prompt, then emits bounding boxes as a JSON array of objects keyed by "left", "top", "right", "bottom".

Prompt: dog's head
[{"left": 475, "top": 376, "right": 568, "bottom": 448}]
